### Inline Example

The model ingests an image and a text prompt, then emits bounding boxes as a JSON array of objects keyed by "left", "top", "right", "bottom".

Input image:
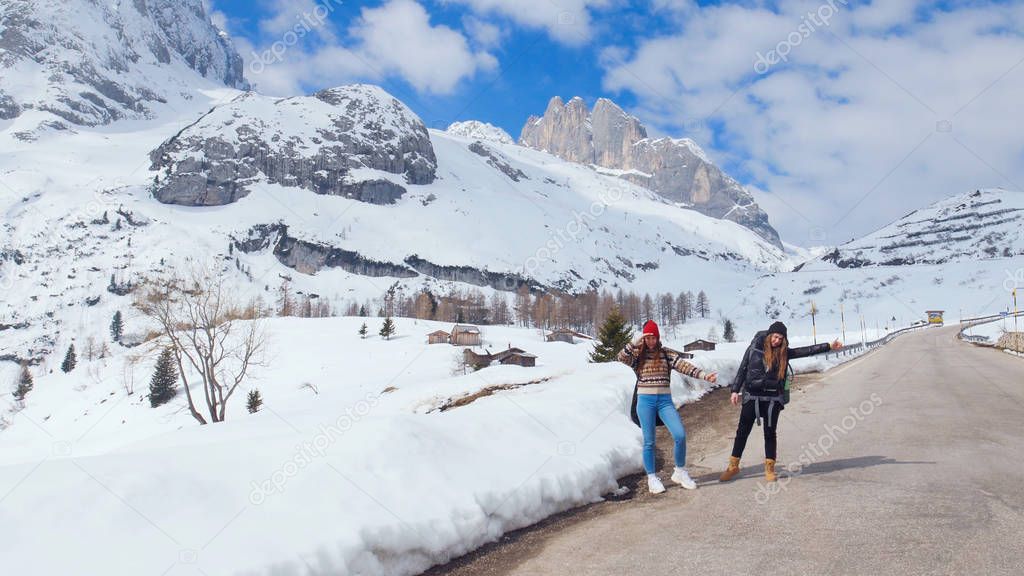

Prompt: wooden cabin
[
  {"left": 683, "top": 339, "right": 716, "bottom": 352},
  {"left": 463, "top": 346, "right": 538, "bottom": 369},
  {"left": 451, "top": 324, "right": 482, "bottom": 346},
  {"left": 427, "top": 330, "right": 451, "bottom": 344},
  {"left": 497, "top": 351, "right": 537, "bottom": 367},
  {"left": 545, "top": 328, "right": 576, "bottom": 344}
]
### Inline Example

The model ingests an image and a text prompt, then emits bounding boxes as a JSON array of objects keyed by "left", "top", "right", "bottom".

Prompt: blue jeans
[{"left": 636, "top": 393, "right": 687, "bottom": 474}]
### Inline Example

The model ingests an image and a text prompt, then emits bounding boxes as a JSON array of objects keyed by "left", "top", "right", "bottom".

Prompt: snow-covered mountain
[
  {"left": 519, "top": 96, "right": 782, "bottom": 248},
  {"left": 150, "top": 85, "right": 438, "bottom": 206},
  {"left": 446, "top": 120, "right": 514, "bottom": 144},
  {"left": 0, "top": 0, "right": 246, "bottom": 132},
  {"left": 807, "top": 189, "right": 1024, "bottom": 269},
  {"left": 2, "top": 4, "right": 1024, "bottom": 575},
  {"left": 730, "top": 188, "right": 1024, "bottom": 336},
  {"left": 1, "top": 75, "right": 788, "bottom": 365}
]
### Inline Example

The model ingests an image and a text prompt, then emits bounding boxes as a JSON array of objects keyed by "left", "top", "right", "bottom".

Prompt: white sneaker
[
  {"left": 647, "top": 474, "right": 666, "bottom": 494},
  {"left": 671, "top": 467, "right": 697, "bottom": 490}
]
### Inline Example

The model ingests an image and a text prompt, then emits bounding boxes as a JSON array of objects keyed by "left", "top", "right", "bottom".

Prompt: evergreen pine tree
[
  {"left": 723, "top": 319, "right": 736, "bottom": 342},
  {"left": 13, "top": 364, "right": 33, "bottom": 402},
  {"left": 358, "top": 322, "right": 368, "bottom": 339},
  {"left": 149, "top": 348, "right": 178, "bottom": 408},
  {"left": 358, "top": 304, "right": 367, "bottom": 317},
  {"left": 61, "top": 344, "right": 77, "bottom": 373},
  {"left": 379, "top": 317, "right": 396, "bottom": 340},
  {"left": 590, "top": 307, "right": 633, "bottom": 363},
  {"left": 247, "top": 389, "right": 263, "bottom": 414},
  {"left": 110, "top": 311, "right": 123, "bottom": 343}
]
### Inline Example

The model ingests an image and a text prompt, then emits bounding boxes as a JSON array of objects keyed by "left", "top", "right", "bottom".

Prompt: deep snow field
[{"left": 0, "top": 314, "right": 879, "bottom": 575}]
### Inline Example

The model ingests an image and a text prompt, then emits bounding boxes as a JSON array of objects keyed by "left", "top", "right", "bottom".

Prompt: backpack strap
[{"left": 742, "top": 392, "right": 784, "bottom": 428}]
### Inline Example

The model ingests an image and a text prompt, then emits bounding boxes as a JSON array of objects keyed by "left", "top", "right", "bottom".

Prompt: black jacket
[{"left": 730, "top": 331, "right": 830, "bottom": 396}]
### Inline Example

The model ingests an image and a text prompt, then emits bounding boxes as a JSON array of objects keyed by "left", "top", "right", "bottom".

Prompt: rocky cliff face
[
  {"left": 233, "top": 224, "right": 540, "bottom": 293},
  {"left": 520, "top": 96, "right": 781, "bottom": 248},
  {"left": 149, "top": 85, "right": 438, "bottom": 206},
  {"left": 0, "top": 0, "right": 247, "bottom": 127}
]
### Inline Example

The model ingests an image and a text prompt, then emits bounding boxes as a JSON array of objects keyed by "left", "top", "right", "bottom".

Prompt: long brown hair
[
  {"left": 636, "top": 338, "right": 662, "bottom": 374},
  {"left": 762, "top": 334, "right": 788, "bottom": 380}
]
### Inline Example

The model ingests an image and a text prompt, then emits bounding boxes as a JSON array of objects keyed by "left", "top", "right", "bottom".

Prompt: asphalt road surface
[{"left": 434, "top": 325, "right": 1024, "bottom": 576}]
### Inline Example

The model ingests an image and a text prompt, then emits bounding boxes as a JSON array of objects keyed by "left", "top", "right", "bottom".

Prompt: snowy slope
[
  {"left": 0, "top": 315, "right": 872, "bottom": 576},
  {"left": 446, "top": 120, "right": 514, "bottom": 144},
  {"left": 2, "top": 3, "right": 1023, "bottom": 573},
  {"left": 0, "top": 83, "right": 789, "bottom": 365},
  {"left": 807, "top": 188, "right": 1024, "bottom": 269},
  {"left": 741, "top": 188, "right": 1024, "bottom": 337}
]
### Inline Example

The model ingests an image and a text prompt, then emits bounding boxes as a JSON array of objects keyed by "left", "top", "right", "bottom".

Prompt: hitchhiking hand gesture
[
  {"left": 705, "top": 372, "right": 718, "bottom": 384},
  {"left": 830, "top": 340, "right": 843, "bottom": 350}
]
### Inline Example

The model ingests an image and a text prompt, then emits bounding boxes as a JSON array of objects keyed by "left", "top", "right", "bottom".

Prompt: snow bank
[
  {"left": 0, "top": 318, "right": 647, "bottom": 575},
  {"left": 0, "top": 314, "right": 902, "bottom": 575}
]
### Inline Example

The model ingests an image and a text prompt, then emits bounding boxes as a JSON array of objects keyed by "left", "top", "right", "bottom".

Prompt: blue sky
[
  {"left": 208, "top": 0, "right": 1024, "bottom": 247},
  {"left": 208, "top": 0, "right": 653, "bottom": 136}
]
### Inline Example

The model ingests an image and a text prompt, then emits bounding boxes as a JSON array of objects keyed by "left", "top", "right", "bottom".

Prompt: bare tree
[{"left": 136, "top": 271, "right": 267, "bottom": 425}]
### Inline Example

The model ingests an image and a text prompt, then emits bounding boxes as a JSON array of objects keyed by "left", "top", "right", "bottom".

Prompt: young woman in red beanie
[
  {"left": 719, "top": 321, "right": 841, "bottom": 482},
  {"left": 619, "top": 319, "right": 718, "bottom": 494}
]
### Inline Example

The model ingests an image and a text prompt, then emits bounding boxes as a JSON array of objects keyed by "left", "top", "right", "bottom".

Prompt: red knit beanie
[{"left": 642, "top": 320, "right": 660, "bottom": 340}]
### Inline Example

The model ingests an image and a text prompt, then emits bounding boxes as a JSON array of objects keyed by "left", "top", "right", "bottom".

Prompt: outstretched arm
[
  {"left": 788, "top": 340, "right": 841, "bottom": 359},
  {"left": 670, "top": 353, "right": 717, "bottom": 383}
]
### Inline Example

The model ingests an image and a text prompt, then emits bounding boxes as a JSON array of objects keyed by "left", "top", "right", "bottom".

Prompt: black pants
[{"left": 731, "top": 399, "right": 782, "bottom": 460}]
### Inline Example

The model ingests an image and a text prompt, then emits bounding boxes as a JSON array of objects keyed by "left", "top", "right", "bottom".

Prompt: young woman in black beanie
[{"left": 719, "top": 321, "right": 842, "bottom": 482}]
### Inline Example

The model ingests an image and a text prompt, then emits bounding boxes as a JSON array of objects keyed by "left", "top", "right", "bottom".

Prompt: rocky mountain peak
[
  {"left": 149, "top": 84, "right": 437, "bottom": 206},
  {"left": 519, "top": 95, "right": 782, "bottom": 248}
]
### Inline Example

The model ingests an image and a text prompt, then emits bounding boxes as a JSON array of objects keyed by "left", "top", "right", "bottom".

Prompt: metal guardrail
[
  {"left": 957, "top": 311, "right": 1023, "bottom": 345},
  {"left": 822, "top": 322, "right": 930, "bottom": 361}
]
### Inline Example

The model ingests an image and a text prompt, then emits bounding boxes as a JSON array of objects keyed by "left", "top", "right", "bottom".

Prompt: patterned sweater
[{"left": 618, "top": 342, "right": 705, "bottom": 395}]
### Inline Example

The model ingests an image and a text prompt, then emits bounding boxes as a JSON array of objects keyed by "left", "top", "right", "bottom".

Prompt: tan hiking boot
[
  {"left": 765, "top": 459, "right": 777, "bottom": 482},
  {"left": 719, "top": 456, "right": 741, "bottom": 482}
]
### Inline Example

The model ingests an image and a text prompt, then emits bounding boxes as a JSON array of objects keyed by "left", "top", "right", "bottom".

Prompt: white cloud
[
  {"left": 442, "top": 0, "right": 611, "bottom": 45},
  {"left": 235, "top": 0, "right": 495, "bottom": 96},
  {"left": 601, "top": 0, "right": 1024, "bottom": 246},
  {"left": 463, "top": 15, "right": 505, "bottom": 49},
  {"left": 353, "top": 0, "right": 498, "bottom": 94}
]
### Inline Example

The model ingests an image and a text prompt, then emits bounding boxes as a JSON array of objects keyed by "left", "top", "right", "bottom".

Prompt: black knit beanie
[{"left": 768, "top": 321, "right": 788, "bottom": 338}]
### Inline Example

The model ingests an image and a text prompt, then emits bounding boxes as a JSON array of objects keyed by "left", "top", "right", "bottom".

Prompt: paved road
[{"left": 443, "top": 326, "right": 1024, "bottom": 575}]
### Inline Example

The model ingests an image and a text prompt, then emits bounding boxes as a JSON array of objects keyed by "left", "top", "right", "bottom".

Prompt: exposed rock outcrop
[
  {"left": 520, "top": 96, "right": 781, "bottom": 247},
  {"left": 149, "top": 85, "right": 438, "bottom": 206},
  {"left": 232, "top": 224, "right": 541, "bottom": 293}
]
